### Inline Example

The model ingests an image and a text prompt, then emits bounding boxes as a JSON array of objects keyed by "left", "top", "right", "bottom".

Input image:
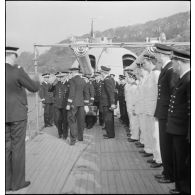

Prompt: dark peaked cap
[
  {"left": 6, "top": 46, "right": 19, "bottom": 57},
  {"left": 143, "top": 54, "right": 156, "bottom": 60},
  {"left": 101, "top": 66, "right": 111, "bottom": 72},
  {"left": 154, "top": 43, "right": 172, "bottom": 55},
  {"left": 171, "top": 49, "right": 190, "bottom": 61}
]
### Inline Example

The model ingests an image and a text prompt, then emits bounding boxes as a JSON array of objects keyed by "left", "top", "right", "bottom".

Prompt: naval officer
[
  {"left": 6, "top": 46, "right": 40, "bottom": 191},
  {"left": 153, "top": 43, "right": 179, "bottom": 183},
  {"left": 100, "top": 66, "right": 116, "bottom": 138},
  {"left": 167, "top": 49, "right": 190, "bottom": 194},
  {"left": 66, "top": 68, "right": 90, "bottom": 145}
]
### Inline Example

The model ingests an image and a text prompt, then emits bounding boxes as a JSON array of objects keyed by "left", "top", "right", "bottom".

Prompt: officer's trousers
[
  {"left": 139, "top": 114, "right": 147, "bottom": 148},
  {"left": 130, "top": 112, "right": 139, "bottom": 140},
  {"left": 145, "top": 116, "right": 162, "bottom": 163},
  {"left": 159, "top": 119, "right": 174, "bottom": 180},
  {"left": 68, "top": 106, "right": 85, "bottom": 143},
  {"left": 171, "top": 134, "right": 190, "bottom": 193},
  {"left": 54, "top": 107, "right": 68, "bottom": 138},
  {"left": 6, "top": 120, "right": 27, "bottom": 191},
  {"left": 137, "top": 114, "right": 144, "bottom": 144},
  {"left": 44, "top": 103, "right": 54, "bottom": 126},
  {"left": 144, "top": 115, "right": 153, "bottom": 154},
  {"left": 103, "top": 106, "right": 115, "bottom": 138},
  {"left": 94, "top": 101, "right": 103, "bottom": 125}
]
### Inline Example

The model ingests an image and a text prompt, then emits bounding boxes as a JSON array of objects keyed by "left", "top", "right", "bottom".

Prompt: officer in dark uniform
[
  {"left": 167, "top": 49, "right": 190, "bottom": 194},
  {"left": 39, "top": 73, "right": 54, "bottom": 127},
  {"left": 6, "top": 46, "right": 40, "bottom": 191},
  {"left": 110, "top": 73, "right": 119, "bottom": 106},
  {"left": 84, "top": 75, "right": 95, "bottom": 129},
  {"left": 153, "top": 43, "right": 178, "bottom": 183},
  {"left": 118, "top": 75, "right": 129, "bottom": 126},
  {"left": 100, "top": 66, "right": 116, "bottom": 138},
  {"left": 48, "top": 72, "right": 70, "bottom": 139},
  {"left": 93, "top": 72, "right": 104, "bottom": 126},
  {"left": 66, "top": 68, "right": 90, "bottom": 145}
]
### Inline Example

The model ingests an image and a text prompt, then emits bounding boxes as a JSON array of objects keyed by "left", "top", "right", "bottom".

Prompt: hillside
[{"left": 16, "top": 11, "right": 190, "bottom": 73}]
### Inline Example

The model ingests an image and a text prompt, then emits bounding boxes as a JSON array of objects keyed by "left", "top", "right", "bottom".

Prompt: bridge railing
[{"left": 26, "top": 93, "right": 44, "bottom": 141}]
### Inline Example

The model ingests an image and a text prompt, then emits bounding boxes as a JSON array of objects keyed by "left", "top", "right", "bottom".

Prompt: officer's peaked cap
[
  {"left": 153, "top": 43, "right": 172, "bottom": 55},
  {"left": 101, "top": 66, "right": 111, "bottom": 72},
  {"left": 143, "top": 54, "right": 156, "bottom": 60},
  {"left": 171, "top": 49, "right": 190, "bottom": 62},
  {"left": 6, "top": 46, "right": 19, "bottom": 57}
]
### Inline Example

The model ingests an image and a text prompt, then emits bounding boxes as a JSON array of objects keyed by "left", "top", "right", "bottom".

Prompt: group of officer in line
[
  {"left": 6, "top": 43, "right": 190, "bottom": 194},
  {"left": 117, "top": 43, "right": 190, "bottom": 194},
  {"left": 39, "top": 65, "right": 117, "bottom": 145}
]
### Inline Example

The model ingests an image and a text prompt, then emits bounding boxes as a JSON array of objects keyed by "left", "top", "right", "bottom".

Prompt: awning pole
[{"left": 34, "top": 45, "right": 39, "bottom": 133}]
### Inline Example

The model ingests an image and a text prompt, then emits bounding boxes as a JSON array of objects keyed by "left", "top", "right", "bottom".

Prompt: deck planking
[{"left": 7, "top": 118, "right": 174, "bottom": 194}]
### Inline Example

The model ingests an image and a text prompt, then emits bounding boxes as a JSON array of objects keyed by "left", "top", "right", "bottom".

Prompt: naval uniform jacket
[
  {"left": 100, "top": 75, "right": 115, "bottom": 107},
  {"left": 154, "top": 61, "right": 175, "bottom": 120},
  {"left": 167, "top": 71, "right": 190, "bottom": 136},
  {"left": 93, "top": 80, "right": 102, "bottom": 103},
  {"left": 48, "top": 80, "right": 69, "bottom": 108},
  {"left": 6, "top": 63, "right": 40, "bottom": 122},
  {"left": 67, "top": 75, "right": 89, "bottom": 107},
  {"left": 39, "top": 82, "right": 54, "bottom": 104}
]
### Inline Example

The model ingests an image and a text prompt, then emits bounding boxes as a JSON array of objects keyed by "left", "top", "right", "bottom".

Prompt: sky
[{"left": 6, "top": 1, "right": 190, "bottom": 53}]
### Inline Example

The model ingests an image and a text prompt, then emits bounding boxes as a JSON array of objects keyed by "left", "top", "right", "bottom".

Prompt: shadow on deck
[{"left": 7, "top": 118, "right": 174, "bottom": 194}]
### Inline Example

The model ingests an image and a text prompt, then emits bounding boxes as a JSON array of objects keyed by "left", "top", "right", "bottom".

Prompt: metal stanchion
[{"left": 34, "top": 45, "right": 39, "bottom": 133}]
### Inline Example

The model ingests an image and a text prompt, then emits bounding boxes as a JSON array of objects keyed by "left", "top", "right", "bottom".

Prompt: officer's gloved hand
[
  {"left": 66, "top": 105, "right": 70, "bottom": 110},
  {"left": 84, "top": 106, "right": 89, "bottom": 113},
  {"left": 110, "top": 104, "right": 116, "bottom": 111}
]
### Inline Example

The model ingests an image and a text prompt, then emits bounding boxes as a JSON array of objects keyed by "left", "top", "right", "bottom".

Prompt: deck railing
[{"left": 26, "top": 93, "right": 44, "bottom": 141}]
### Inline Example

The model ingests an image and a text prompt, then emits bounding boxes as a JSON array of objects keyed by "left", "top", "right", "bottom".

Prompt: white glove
[
  {"left": 66, "top": 105, "right": 70, "bottom": 110},
  {"left": 110, "top": 104, "right": 116, "bottom": 110},
  {"left": 84, "top": 106, "right": 89, "bottom": 113}
]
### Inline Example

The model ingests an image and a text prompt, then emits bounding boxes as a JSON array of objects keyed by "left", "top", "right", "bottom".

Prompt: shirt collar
[
  {"left": 162, "top": 60, "right": 171, "bottom": 69},
  {"left": 180, "top": 69, "right": 190, "bottom": 79}
]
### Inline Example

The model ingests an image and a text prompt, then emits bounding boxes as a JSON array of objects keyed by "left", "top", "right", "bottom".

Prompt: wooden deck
[{"left": 7, "top": 118, "right": 174, "bottom": 194}]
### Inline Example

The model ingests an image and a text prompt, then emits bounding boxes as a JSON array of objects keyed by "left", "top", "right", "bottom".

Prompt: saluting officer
[
  {"left": 39, "top": 73, "right": 54, "bottom": 127},
  {"left": 48, "top": 72, "right": 70, "bottom": 139},
  {"left": 66, "top": 68, "right": 90, "bottom": 145},
  {"left": 167, "top": 49, "right": 190, "bottom": 194},
  {"left": 153, "top": 43, "right": 179, "bottom": 183},
  {"left": 6, "top": 46, "right": 40, "bottom": 191},
  {"left": 100, "top": 66, "right": 116, "bottom": 139}
]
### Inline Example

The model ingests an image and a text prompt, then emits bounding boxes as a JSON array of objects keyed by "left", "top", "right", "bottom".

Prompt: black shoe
[
  {"left": 142, "top": 153, "right": 153, "bottom": 157},
  {"left": 139, "top": 150, "right": 146, "bottom": 154},
  {"left": 157, "top": 178, "right": 174, "bottom": 184},
  {"left": 12, "top": 181, "right": 31, "bottom": 191},
  {"left": 128, "top": 138, "right": 138, "bottom": 142},
  {"left": 135, "top": 141, "right": 141, "bottom": 145},
  {"left": 102, "top": 127, "right": 106, "bottom": 130},
  {"left": 70, "top": 141, "right": 75, "bottom": 145},
  {"left": 154, "top": 174, "right": 164, "bottom": 179},
  {"left": 169, "top": 189, "right": 181, "bottom": 194},
  {"left": 136, "top": 144, "right": 144, "bottom": 148},
  {"left": 147, "top": 159, "right": 156, "bottom": 164},
  {"left": 150, "top": 162, "right": 162, "bottom": 168},
  {"left": 59, "top": 135, "right": 62, "bottom": 139}
]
